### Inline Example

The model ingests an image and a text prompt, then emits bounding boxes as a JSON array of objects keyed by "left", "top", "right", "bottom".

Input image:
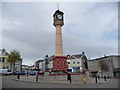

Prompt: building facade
[
  {"left": 0, "top": 49, "right": 11, "bottom": 70},
  {"left": 34, "top": 55, "right": 54, "bottom": 72},
  {"left": 67, "top": 52, "right": 88, "bottom": 73},
  {"left": 14, "top": 59, "right": 22, "bottom": 72},
  {"left": 22, "top": 65, "right": 29, "bottom": 71},
  {"left": 34, "top": 60, "right": 44, "bottom": 71},
  {"left": 88, "top": 55, "right": 120, "bottom": 77},
  {"left": 0, "top": 49, "right": 22, "bottom": 72},
  {"left": 48, "top": 60, "right": 53, "bottom": 71}
]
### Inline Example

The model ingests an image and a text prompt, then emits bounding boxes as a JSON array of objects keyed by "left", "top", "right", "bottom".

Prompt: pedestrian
[
  {"left": 104, "top": 76, "right": 106, "bottom": 81},
  {"left": 36, "top": 72, "right": 38, "bottom": 82},
  {"left": 17, "top": 74, "right": 20, "bottom": 80},
  {"left": 98, "top": 75, "right": 100, "bottom": 79},
  {"left": 17, "top": 74, "right": 18, "bottom": 79},
  {"left": 83, "top": 76, "right": 87, "bottom": 84}
]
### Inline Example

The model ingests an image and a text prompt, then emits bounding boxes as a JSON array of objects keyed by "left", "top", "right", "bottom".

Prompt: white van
[{"left": 0, "top": 68, "right": 12, "bottom": 75}]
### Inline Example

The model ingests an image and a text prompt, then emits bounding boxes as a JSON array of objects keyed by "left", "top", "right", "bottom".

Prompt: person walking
[
  {"left": 104, "top": 76, "right": 106, "bottom": 81},
  {"left": 98, "top": 75, "right": 100, "bottom": 79},
  {"left": 17, "top": 74, "right": 20, "bottom": 80},
  {"left": 95, "top": 76, "right": 98, "bottom": 83},
  {"left": 36, "top": 72, "right": 39, "bottom": 82}
]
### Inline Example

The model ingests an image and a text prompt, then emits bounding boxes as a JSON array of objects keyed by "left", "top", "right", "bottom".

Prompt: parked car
[
  {"left": 0, "top": 68, "right": 12, "bottom": 75},
  {"left": 15, "top": 71, "right": 25, "bottom": 75},
  {"left": 4, "top": 71, "right": 12, "bottom": 75},
  {"left": 29, "top": 71, "right": 38, "bottom": 75},
  {"left": 38, "top": 72, "right": 44, "bottom": 75}
]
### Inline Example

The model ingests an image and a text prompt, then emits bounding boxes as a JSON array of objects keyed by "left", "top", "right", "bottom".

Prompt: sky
[{"left": 1, "top": 1, "right": 118, "bottom": 65}]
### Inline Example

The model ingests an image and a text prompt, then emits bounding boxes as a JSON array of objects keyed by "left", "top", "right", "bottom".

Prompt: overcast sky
[{"left": 1, "top": 1, "right": 118, "bottom": 65}]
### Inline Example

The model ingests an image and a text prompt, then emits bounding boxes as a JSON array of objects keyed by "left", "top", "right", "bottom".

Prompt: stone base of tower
[{"left": 52, "top": 56, "right": 67, "bottom": 71}]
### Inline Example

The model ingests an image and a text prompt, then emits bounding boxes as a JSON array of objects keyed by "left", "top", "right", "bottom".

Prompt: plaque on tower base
[{"left": 52, "top": 56, "right": 67, "bottom": 71}]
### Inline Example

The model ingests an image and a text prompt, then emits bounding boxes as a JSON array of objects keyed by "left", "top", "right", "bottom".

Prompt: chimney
[{"left": 82, "top": 52, "right": 84, "bottom": 54}]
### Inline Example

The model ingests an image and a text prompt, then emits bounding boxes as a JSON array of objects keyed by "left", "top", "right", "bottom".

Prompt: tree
[{"left": 7, "top": 50, "right": 21, "bottom": 73}]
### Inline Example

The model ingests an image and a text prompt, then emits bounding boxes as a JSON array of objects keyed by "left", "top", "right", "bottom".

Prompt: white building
[
  {"left": 35, "top": 55, "right": 54, "bottom": 72},
  {"left": 67, "top": 52, "right": 88, "bottom": 73},
  {"left": 48, "top": 60, "right": 53, "bottom": 71},
  {"left": 14, "top": 59, "right": 22, "bottom": 72},
  {"left": 34, "top": 60, "right": 44, "bottom": 71},
  {"left": 0, "top": 49, "right": 22, "bottom": 72},
  {"left": 22, "top": 65, "right": 29, "bottom": 71},
  {"left": 0, "top": 49, "right": 11, "bottom": 70}
]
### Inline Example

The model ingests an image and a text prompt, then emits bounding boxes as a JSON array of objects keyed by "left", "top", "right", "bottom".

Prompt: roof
[
  {"left": 35, "top": 60, "right": 44, "bottom": 63},
  {"left": 67, "top": 53, "right": 84, "bottom": 59},
  {"left": 53, "top": 10, "right": 64, "bottom": 17},
  {"left": 90, "top": 56, "right": 108, "bottom": 61},
  {"left": 73, "top": 54, "right": 83, "bottom": 58},
  {"left": 0, "top": 48, "right": 9, "bottom": 56},
  {"left": 89, "top": 55, "right": 120, "bottom": 61}
]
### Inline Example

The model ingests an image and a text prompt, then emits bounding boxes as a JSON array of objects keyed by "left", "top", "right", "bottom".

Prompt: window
[
  {"left": 73, "top": 62, "right": 75, "bottom": 64},
  {"left": 2, "top": 57, "right": 5, "bottom": 63},
  {"left": 67, "top": 62, "right": 70, "bottom": 64},
  {"left": 15, "top": 61, "right": 19, "bottom": 64},
  {"left": 77, "top": 62, "right": 80, "bottom": 64}
]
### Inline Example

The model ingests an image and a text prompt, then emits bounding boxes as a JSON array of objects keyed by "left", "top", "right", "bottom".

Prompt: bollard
[
  {"left": 68, "top": 74, "right": 71, "bottom": 83},
  {"left": 83, "top": 78, "right": 86, "bottom": 84},
  {"left": 70, "top": 77, "right": 71, "bottom": 83},
  {"left": 27, "top": 71, "right": 29, "bottom": 77},
  {"left": 67, "top": 74, "right": 71, "bottom": 83},
  {"left": 83, "top": 76, "right": 87, "bottom": 84},
  {"left": 95, "top": 76, "right": 97, "bottom": 83}
]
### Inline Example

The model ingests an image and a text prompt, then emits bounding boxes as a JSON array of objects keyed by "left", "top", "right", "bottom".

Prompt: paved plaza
[
  {"left": 13, "top": 75, "right": 109, "bottom": 84},
  {"left": 1, "top": 75, "right": 119, "bottom": 88}
]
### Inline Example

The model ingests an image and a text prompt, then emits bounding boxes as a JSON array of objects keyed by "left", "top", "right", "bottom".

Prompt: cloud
[
  {"left": 2, "top": 2, "right": 118, "bottom": 65},
  {"left": 61, "top": 2, "right": 118, "bottom": 58}
]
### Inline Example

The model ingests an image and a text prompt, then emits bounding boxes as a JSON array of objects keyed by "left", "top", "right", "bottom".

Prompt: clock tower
[
  {"left": 52, "top": 9, "right": 67, "bottom": 71},
  {"left": 53, "top": 10, "right": 64, "bottom": 56}
]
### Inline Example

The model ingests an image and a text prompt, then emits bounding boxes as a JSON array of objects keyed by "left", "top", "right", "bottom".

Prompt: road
[{"left": 1, "top": 75, "right": 119, "bottom": 88}]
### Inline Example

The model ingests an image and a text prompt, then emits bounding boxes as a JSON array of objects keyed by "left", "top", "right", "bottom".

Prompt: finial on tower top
[{"left": 57, "top": 2, "right": 59, "bottom": 10}]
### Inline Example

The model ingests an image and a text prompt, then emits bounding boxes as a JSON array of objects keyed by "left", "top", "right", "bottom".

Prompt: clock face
[{"left": 57, "top": 14, "right": 62, "bottom": 19}]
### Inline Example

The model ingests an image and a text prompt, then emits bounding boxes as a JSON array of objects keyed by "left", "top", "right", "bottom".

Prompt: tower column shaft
[{"left": 55, "top": 25, "right": 63, "bottom": 56}]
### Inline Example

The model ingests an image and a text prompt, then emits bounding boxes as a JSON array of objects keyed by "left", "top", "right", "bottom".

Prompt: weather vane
[{"left": 57, "top": 2, "right": 60, "bottom": 10}]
